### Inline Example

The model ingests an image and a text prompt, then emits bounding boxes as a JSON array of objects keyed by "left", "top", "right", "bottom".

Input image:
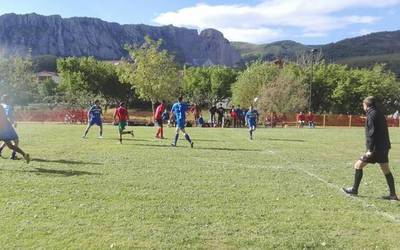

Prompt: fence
[{"left": 14, "top": 109, "right": 400, "bottom": 127}]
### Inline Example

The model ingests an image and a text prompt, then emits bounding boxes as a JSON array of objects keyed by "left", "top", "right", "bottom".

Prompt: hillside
[{"left": 0, "top": 13, "right": 240, "bottom": 66}]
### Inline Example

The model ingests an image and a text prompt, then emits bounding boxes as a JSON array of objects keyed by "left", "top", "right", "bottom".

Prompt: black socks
[
  {"left": 353, "top": 169, "right": 363, "bottom": 192},
  {"left": 385, "top": 172, "right": 396, "bottom": 196}
]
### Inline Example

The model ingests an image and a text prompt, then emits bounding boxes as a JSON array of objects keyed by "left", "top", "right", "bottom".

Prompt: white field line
[{"left": 194, "top": 151, "right": 400, "bottom": 223}]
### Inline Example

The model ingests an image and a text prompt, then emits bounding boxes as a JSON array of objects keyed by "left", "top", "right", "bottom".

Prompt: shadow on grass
[
  {"left": 32, "top": 158, "right": 103, "bottom": 165},
  {"left": 267, "top": 138, "right": 305, "bottom": 142},
  {"left": 132, "top": 143, "right": 261, "bottom": 152},
  {"left": 0, "top": 168, "right": 101, "bottom": 177}
]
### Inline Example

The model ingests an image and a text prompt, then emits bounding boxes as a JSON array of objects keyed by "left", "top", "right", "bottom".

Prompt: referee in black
[{"left": 343, "top": 96, "right": 398, "bottom": 200}]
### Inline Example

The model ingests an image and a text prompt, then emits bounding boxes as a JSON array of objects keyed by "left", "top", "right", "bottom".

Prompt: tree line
[{"left": 1, "top": 37, "right": 400, "bottom": 115}]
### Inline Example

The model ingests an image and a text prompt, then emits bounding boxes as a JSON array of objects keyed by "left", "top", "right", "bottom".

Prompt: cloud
[{"left": 154, "top": 0, "right": 400, "bottom": 43}]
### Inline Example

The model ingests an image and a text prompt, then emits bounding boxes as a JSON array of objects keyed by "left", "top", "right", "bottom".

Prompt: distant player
[
  {"left": 0, "top": 95, "right": 17, "bottom": 159},
  {"left": 154, "top": 100, "right": 166, "bottom": 139},
  {"left": 171, "top": 96, "right": 194, "bottom": 148},
  {"left": 114, "top": 102, "right": 134, "bottom": 144},
  {"left": 246, "top": 106, "right": 258, "bottom": 140},
  {"left": 83, "top": 100, "right": 103, "bottom": 138},
  {"left": 306, "top": 111, "right": 315, "bottom": 128},
  {"left": 0, "top": 104, "right": 30, "bottom": 163},
  {"left": 297, "top": 111, "right": 305, "bottom": 128}
]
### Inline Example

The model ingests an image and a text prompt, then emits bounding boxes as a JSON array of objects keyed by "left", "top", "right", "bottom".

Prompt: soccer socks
[
  {"left": 184, "top": 134, "right": 192, "bottom": 143},
  {"left": 173, "top": 134, "right": 179, "bottom": 145},
  {"left": 160, "top": 128, "right": 164, "bottom": 138},
  {"left": 353, "top": 169, "right": 363, "bottom": 192},
  {"left": 11, "top": 151, "right": 16, "bottom": 160},
  {"left": 385, "top": 172, "right": 396, "bottom": 196},
  {"left": 249, "top": 130, "right": 253, "bottom": 139}
]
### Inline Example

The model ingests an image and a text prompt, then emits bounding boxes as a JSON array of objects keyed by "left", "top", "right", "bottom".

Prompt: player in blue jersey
[
  {"left": 0, "top": 99, "right": 30, "bottom": 163},
  {"left": 246, "top": 106, "right": 258, "bottom": 140},
  {"left": 0, "top": 95, "right": 18, "bottom": 159},
  {"left": 83, "top": 100, "right": 103, "bottom": 138},
  {"left": 170, "top": 96, "right": 194, "bottom": 148}
]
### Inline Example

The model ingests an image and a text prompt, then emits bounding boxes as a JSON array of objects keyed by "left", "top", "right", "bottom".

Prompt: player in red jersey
[
  {"left": 154, "top": 100, "right": 166, "bottom": 139},
  {"left": 296, "top": 111, "right": 305, "bottom": 128},
  {"left": 113, "top": 102, "right": 134, "bottom": 144},
  {"left": 306, "top": 111, "right": 315, "bottom": 128}
]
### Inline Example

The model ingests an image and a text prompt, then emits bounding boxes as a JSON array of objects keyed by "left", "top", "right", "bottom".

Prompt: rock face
[{"left": 0, "top": 13, "right": 241, "bottom": 66}]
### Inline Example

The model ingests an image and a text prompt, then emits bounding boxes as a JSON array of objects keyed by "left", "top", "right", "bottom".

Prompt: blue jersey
[
  {"left": 1, "top": 103, "right": 14, "bottom": 122},
  {"left": 171, "top": 102, "right": 188, "bottom": 121},
  {"left": 246, "top": 110, "right": 257, "bottom": 125},
  {"left": 88, "top": 105, "right": 102, "bottom": 120}
]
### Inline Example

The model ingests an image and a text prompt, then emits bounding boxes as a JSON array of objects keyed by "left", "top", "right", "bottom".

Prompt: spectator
[
  {"left": 198, "top": 114, "right": 205, "bottom": 127},
  {"left": 230, "top": 105, "right": 238, "bottom": 128},
  {"left": 190, "top": 103, "right": 201, "bottom": 126},
  {"left": 209, "top": 104, "right": 217, "bottom": 127},
  {"left": 306, "top": 111, "right": 316, "bottom": 128},
  {"left": 217, "top": 104, "right": 225, "bottom": 127},
  {"left": 236, "top": 105, "right": 243, "bottom": 127},
  {"left": 297, "top": 111, "right": 305, "bottom": 128}
]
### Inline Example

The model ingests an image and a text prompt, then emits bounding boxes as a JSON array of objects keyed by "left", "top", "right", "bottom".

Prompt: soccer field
[{"left": 1, "top": 124, "right": 400, "bottom": 249}]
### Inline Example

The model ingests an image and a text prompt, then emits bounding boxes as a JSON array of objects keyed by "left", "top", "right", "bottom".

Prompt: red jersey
[
  {"left": 306, "top": 113, "right": 315, "bottom": 122},
  {"left": 154, "top": 103, "right": 165, "bottom": 120},
  {"left": 297, "top": 114, "right": 305, "bottom": 121},
  {"left": 230, "top": 109, "right": 238, "bottom": 119},
  {"left": 115, "top": 106, "right": 129, "bottom": 121}
]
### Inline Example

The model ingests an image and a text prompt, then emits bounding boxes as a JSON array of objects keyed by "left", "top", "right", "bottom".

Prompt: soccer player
[
  {"left": 230, "top": 105, "right": 238, "bottom": 128},
  {"left": 217, "top": 104, "right": 225, "bottom": 127},
  {"left": 343, "top": 96, "right": 398, "bottom": 200},
  {"left": 0, "top": 104, "right": 30, "bottom": 163},
  {"left": 0, "top": 95, "right": 17, "bottom": 159},
  {"left": 83, "top": 100, "right": 103, "bottom": 138},
  {"left": 245, "top": 106, "right": 258, "bottom": 140},
  {"left": 171, "top": 96, "right": 194, "bottom": 148},
  {"left": 154, "top": 100, "right": 166, "bottom": 139},
  {"left": 114, "top": 102, "right": 134, "bottom": 144}
]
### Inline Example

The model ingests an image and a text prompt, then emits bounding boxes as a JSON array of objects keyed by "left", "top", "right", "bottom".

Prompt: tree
[
  {"left": 231, "top": 61, "right": 280, "bottom": 108},
  {"left": 182, "top": 66, "right": 237, "bottom": 106},
  {"left": 122, "top": 37, "right": 181, "bottom": 114},
  {"left": 57, "top": 57, "right": 132, "bottom": 107},
  {"left": 258, "top": 64, "right": 308, "bottom": 113},
  {"left": 0, "top": 54, "right": 37, "bottom": 105}
]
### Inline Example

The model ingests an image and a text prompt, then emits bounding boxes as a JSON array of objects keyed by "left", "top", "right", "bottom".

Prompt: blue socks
[{"left": 185, "top": 134, "right": 192, "bottom": 143}]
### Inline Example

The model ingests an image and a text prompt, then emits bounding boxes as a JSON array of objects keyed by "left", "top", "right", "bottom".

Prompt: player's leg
[
  {"left": 4, "top": 141, "right": 30, "bottom": 164},
  {"left": 99, "top": 123, "right": 103, "bottom": 138},
  {"left": 83, "top": 123, "right": 92, "bottom": 138},
  {"left": 0, "top": 141, "right": 5, "bottom": 156},
  {"left": 171, "top": 126, "right": 180, "bottom": 146},
  {"left": 343, "top": 159, "right": 368, "bottom": 195},
  {"left": 10, "top": 139, "right": 18, "bottom": 160},
  {"left": 159, "top": 120, "right": 164, "bottom": 139},
  {"left": 379, "top": 162, "right": 398, "bottom": 200},
  {"left": 181, "top": 128, "right": 193, "bottom": 148}
]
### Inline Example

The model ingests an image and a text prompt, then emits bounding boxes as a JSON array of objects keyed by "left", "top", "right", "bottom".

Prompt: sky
[{"left": 0, "top": 0, "right": 399, "bottom": 44}]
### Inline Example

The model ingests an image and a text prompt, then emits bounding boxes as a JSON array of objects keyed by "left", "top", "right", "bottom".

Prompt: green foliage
[
  {"left": 57, "top": 57, "right": 131, "bottom": 107},
  {"left": 259, "top": 64, "right": 308, "bottom": 113},
  {"left": 182, "top": 66, "right": 237, "bottom": 105},
  {"left": 231, "top": 61, "right": 280, "bottom": 107},
  {"left": 122, "top": 37, "right": 180, "bottom": 105},
  {"left": 33, "top": 55, "right": 58, "bottom": 72},
  {"left": 0, "top": 55, "right": 37, "bottom": 105}
]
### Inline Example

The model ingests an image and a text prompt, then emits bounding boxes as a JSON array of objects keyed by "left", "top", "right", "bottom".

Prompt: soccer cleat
[
  {"left": 24, "top": 153, "right": 31, "bottom": 164},
  {"left": 342, "top": 187, "right": 358, "bottom": 196},
  {"left": 98, "top": 136, "right": 103, "bottom": 139},
  {"left": 131, "top": 131, "right": 134, "bottom": 137},
  {"left": 10, "top": 155, "right": 17, "bottom": 160},
  {"left": 82, "top": 135, "right": 87, "bottom": 139},
  {"left": 381, "top": 195, "right": 399, "bottom": 201},
  {"left": 171, "top": 143, "right": 176, "bottom": 147},
  {"left": 191, "top": 142, "right": 194, "bottom": 148}
]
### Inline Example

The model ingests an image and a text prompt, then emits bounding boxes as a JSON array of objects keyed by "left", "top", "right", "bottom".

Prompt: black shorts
[
  {"left": 360, "top": 150, "right": 389, "bottom": 164},
  {"left": 155, "top": 119, "right": 163, "bottom": 127}
]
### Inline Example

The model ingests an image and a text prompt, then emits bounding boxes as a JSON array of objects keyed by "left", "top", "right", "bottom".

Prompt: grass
[{"left": 1, "top": 124, "right": 400, "bottom": 249}]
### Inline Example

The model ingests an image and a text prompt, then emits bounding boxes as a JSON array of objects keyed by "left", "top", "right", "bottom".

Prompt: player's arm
[
  {"left": 87, "top": 107, "right": 93, "bottom": 120},
  {"left": 366, "top": 114, "right": 376, "bottom": 153}
]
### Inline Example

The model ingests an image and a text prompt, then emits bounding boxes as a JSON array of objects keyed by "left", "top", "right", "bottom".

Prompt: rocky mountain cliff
[{"left": 0, "top": 13, "right": 241, "bottom": 66}]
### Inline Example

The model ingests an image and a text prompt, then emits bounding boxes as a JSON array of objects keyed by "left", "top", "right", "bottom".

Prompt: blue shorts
[
  {"left": 248, "top": 122, "right": 256, "bottom": 129},
  {"left": 0, "top": 122, "right": 18, "bottom": 141},
  {"left": 176, "top": 119, "right": 185, "bottom": 129},
  {"left": 89, "top": 119, "right": 102, "bottom": 126}
]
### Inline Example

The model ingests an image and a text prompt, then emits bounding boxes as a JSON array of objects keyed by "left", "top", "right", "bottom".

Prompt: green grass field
[{"left": 1, "top": 124, "right": 400, "bottom": 249}]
